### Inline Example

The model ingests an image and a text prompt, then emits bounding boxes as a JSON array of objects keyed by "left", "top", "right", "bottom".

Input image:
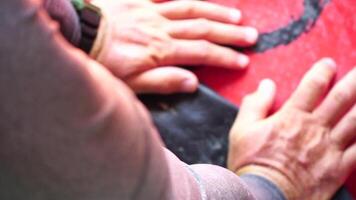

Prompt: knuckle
[
  {"left": 164, "top": 40, "right": 176, "bottom": 56},
  {"left": 308, "top": 76, "right": 330, "bottom": 90},
  {"left": 347, "top": 112, "right": 356, "bottom": 124},
  {"left": 194, "top": 19, "right": 211, "bottom": 38},
  {"left": 154, "top": 80, "right": 176, "bottom": 94},
  {"left": 184, "top": 2, "right": 198, "bottom": 16},
  {"left": 332, "top": 89, "right": 352, "bottom": 104},
  {"left": 312, "top": 77, "right": 329, "bottom": 88},
  {"left": 169, "top": 42, "right": 179, "bottom": 56},
  {"left": 195, "top": 18, "right": 209, "bottom": 27},
  {"left": 196, "top": 40, "right": 211, "bottom": 58},
  {"left": 120, "top": 2, "right": 142, "bottom": 10}
]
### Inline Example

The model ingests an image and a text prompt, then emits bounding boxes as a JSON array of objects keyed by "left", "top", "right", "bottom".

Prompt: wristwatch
[{"left": 72, "top": 0, "right": 102, "bottom": 54}]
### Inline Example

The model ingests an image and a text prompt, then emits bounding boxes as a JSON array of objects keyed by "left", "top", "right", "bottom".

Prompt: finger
[
  {"left": 283, "top": 58, "right": 336, "bottom": 111},
  {"left": 125, "top": 67, "right": 198, "bottom": 94},
  {"left": 314, "top": 66, "right": 356, "bottom": 126},
  {"left": 163, "top": 39, "right": 250, "bottom": 69},
  {"left": 235, "top": 79, "right": 276, "bottom": 125},
  {"left": 166, "top": 19, "right": 258, "bottom": 46},
  {"left": 332, "top": 104, "right": 356, "bottom": 149},
  {"left": 341, "top": 143, "right": 356, "bottom": 178},
  {"left": 156, "top": 1, "right": 242, "bottom": 24}
]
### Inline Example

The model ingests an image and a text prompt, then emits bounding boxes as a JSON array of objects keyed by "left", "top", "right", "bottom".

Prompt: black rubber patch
[
  {"left": 234, "top": 0, "right": 331, "bottom": 53},
  {"left": 139, "top": 85, "right": 238, "bottom": 166}
]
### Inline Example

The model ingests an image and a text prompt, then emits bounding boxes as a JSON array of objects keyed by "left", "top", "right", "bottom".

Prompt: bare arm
[
  {"left": 0, "top": 0, "right": 171, "bottom": 198},
  {"left": 0, "top": 1, "right": 259, "bottom": 199}
]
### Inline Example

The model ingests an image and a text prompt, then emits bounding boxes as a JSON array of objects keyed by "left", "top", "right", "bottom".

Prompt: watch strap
[{"left": 72, "top": 0, "right": 102, "bottom": 53}]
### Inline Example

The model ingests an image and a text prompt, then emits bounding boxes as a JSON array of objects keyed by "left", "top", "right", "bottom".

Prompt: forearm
[
  {"left": 166, "top": 147, "right": 285, "bottom": 200},
  {"left": 0, "top": 0, "right": 168, "bottom": 199},
  {"left": 0, "top": 1, "right": 200, "bottom": 199}
]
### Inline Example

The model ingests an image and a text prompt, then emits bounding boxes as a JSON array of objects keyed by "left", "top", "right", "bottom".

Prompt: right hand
[{"left": 228, "top": 58, "right": 356, "bottom": 200}]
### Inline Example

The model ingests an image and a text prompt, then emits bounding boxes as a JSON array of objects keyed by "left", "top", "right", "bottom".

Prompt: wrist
[{"left": 236, "top": 165, "right": 300, "bottom": 200}]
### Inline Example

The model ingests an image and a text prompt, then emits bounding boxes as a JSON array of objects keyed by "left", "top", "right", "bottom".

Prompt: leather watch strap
[{"left": 72, "top": 1, "right": 102, "bottom": 53}]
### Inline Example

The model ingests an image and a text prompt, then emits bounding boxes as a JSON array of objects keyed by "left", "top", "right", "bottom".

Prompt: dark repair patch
[{"left": 234, "top": 0, "right": 331, "bottom": 53}]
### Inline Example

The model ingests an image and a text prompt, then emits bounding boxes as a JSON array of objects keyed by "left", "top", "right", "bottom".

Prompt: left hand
[{"left": 91, "top": 0, "right": 258, "bottom": 94}]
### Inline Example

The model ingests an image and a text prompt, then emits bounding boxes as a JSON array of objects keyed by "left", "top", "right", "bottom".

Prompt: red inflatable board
[{"left": 196, "top": 0, "right": 356, "bottom": 196}]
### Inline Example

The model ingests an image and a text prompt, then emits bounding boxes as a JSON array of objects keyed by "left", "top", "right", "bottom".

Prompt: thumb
[{"left": 236, "top": 79, "right": 276, "bottom": 125}]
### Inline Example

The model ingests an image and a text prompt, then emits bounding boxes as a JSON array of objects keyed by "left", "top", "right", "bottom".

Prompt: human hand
[
  {"left": 227, "top": 58, "right": 356, "bottom": 200},
  {"left": 90, "top": 0, "right": 258, "bottom": 94}
]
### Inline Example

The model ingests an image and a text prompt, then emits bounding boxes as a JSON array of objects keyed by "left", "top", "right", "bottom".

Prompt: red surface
[{"left": 196, "top": 0, "right": 356, "bottom": 196}]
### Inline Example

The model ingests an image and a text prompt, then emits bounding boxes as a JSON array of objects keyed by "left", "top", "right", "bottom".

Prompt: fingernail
[
  {"left": 237, "top": 55, "right": 250, "bottom": 68},
  {"left": 259, "top": 79, "right": 276, "bottom": 94},
  {"left": 321, "top": 57, "right": 337, "bottom": 69},
  {"left": 244, "top": 27, "right": 259, "bottom": 43},
  {"left": 181, "top": 78, "right": 197, "bottom": 92},
  {"left": 229, "top": 9, "right": 242, "bottom": 23}
]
